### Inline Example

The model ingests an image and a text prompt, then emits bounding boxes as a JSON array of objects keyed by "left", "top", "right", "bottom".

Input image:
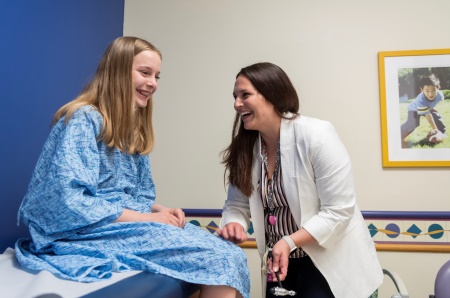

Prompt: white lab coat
[{"left": 222, "top": 115, "right": 383, "bottom": 298}]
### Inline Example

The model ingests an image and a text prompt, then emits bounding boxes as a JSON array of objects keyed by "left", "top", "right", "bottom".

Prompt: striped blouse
[{"left": 259, "top": 139, "right": 306, "bottom": 258}]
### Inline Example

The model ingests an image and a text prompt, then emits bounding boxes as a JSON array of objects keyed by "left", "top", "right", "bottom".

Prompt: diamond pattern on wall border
[
  {"left": 366, "top": 220, "right": 449, "bottom": 244},
  {"left": 187, "top": 215, "right": 450, "bottom": 245}
]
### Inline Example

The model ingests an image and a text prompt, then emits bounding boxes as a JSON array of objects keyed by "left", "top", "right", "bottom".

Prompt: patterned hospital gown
[{"left": 15, "top": 106, "right": 250, "bottom": 298}]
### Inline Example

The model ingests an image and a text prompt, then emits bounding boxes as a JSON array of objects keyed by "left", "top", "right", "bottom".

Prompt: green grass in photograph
[{"left": 399, "top": 100, "right": 450, "bottom": 149}]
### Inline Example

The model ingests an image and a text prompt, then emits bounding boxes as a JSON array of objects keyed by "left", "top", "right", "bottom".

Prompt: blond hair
[{"left": 53, "top": 36, "right": 162, "bottom": 155}]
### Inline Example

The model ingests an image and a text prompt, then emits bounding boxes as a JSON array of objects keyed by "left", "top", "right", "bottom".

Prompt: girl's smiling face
[{"left": 132, "top": 50, "right": 161, "bottom": 108}]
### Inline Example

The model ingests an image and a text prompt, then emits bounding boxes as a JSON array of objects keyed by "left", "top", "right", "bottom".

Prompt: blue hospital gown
[{"left": 15, "top": 106, "right": 250, "bottom": 297}]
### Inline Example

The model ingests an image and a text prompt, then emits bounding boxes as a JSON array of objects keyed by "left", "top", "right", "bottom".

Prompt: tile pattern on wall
[
  {"left": 367, "top": 219, "right": 449, "bottom": 244},
  {"left": 185, "top": 209, "right": 450, "bottom": 246}
]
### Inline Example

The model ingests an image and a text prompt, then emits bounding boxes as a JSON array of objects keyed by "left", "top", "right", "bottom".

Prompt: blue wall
[{"left": 0, "top": 0, "right": 124, "bottom": 251}]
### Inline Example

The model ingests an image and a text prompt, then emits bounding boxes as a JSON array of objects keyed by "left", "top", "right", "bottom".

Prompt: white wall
[{"left": 124, "top": 1, "right": 450, "bottom": 297}]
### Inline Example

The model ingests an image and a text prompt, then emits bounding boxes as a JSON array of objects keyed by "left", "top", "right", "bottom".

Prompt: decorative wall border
[{"left": 184, "top": 209, "right": 450, "bottom": 253}]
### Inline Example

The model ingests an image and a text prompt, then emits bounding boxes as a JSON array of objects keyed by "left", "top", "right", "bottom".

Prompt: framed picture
[{"left": 378, "top": 48, "right": 450, "bottom": 167}]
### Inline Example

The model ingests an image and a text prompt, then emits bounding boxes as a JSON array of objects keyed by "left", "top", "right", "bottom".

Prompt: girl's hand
[
  {"left": 151, "top": 204, "right": 186, "bottom": 228},
  {"left": 216, "top": 222, "right": 247, "bottom": 243},
  {"left": 145, "top": 211, "right": 183, "bottom": 227},
  {"left": 166, "top": 207, "right": 186, "bottom": 228},
  {"left": 116, "top": 205, "right": 185, "bottom": 228}
]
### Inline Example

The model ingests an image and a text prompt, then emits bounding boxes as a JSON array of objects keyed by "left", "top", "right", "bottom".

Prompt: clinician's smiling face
[
  {"left": 233, "top": 75, "right": 276, "bottom": 132},
  {"left": 132, "top": 50, "right": 161, "bottom": 108}
]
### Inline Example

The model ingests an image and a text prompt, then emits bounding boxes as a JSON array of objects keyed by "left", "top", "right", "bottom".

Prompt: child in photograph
[{"left": 400, "top": 74, "right": 447, "bottom": 148}]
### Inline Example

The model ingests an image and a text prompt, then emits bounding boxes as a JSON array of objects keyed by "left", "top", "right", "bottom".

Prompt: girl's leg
[{"left": 199, "top": 285, "right": 238, "bottom": 298}]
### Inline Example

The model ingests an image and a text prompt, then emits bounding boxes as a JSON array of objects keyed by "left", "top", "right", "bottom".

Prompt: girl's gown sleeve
[{"left": 18, "top": 108, "right": 124, "bottom": 251}]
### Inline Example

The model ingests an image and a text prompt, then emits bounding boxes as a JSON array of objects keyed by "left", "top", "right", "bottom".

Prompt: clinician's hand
[
  {"left": 216, "top": 222, "right": 247, "bottom": 244},
  {"left": 269, "top": 239, "right": 290, "bottom": 281}
]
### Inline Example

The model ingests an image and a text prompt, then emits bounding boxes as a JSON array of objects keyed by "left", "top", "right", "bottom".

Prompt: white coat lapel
[
  {"left": 280, "top": 116, "right": 302, "bottom": 229},
  {"left": 249, "top": 135, "right": 266, "bottom": 258}
]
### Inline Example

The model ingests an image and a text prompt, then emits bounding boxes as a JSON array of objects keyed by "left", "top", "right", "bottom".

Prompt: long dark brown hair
[{"left": 221, "top": 62, "right": 299, "bottom": 196}]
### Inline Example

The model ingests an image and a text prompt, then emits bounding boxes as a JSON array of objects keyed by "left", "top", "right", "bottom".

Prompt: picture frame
[{"left": 378, "top": 48, "right": 450, "bottom": 167}]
